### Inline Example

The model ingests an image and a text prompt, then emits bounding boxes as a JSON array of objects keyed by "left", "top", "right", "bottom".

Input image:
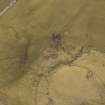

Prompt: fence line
[{"left": 0, "top": 0, "right": 17, "bottom": 16}]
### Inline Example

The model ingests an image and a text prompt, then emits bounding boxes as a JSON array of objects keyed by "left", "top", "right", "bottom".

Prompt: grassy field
[{"left": 0, "top": 0, "right": 105, "bottom": 105}]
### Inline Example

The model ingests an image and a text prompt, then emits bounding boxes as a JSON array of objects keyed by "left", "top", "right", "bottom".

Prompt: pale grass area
[
  {"left": 48, "top": 50, "right": 105, "bottom": 105},
  {"left": 0, "top": 49, "right": 105, "bottom": 105}
]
